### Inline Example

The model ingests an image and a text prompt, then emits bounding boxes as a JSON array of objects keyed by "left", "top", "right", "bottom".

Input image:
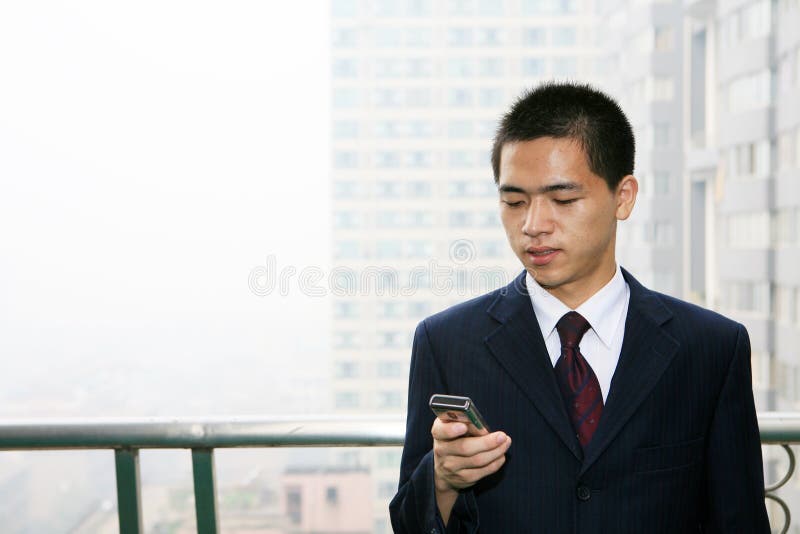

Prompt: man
[{"left": 389, "top": 82, "right": 769, "bottom": 533}]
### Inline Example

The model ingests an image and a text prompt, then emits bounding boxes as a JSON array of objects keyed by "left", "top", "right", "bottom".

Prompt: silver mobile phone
[{"left": 429, "top": 394, "right": 490, "bottom": 436}]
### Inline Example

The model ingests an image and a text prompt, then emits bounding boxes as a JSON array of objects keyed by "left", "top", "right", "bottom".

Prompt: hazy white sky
[{"left": 0, "top": 2, "right": 332, "bottom": 414}]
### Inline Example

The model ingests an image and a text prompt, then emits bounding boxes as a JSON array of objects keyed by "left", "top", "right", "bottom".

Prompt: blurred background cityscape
[{"left": 1, "top": 0, "right": 799, "bottom": 532}]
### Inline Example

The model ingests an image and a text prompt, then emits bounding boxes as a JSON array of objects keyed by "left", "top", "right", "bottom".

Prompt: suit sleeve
[
  {"left": 389, "top": 319, "right": 479, "bottom": 534},
  {"left": 704, "top": 323, "right": 770, "bottom": 533}
]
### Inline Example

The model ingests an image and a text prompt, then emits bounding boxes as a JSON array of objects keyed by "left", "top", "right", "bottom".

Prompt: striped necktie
[{"left": 554, "top": 311, "right": 603, "bottom": 449}]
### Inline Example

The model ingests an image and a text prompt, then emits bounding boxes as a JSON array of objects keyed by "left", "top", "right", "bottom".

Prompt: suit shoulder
[
  {"left": 419, "top": 286, "right": 505, "bottom": 333},
  {"left": 652, "top": 291, "right": 743, "bottom": 335}
]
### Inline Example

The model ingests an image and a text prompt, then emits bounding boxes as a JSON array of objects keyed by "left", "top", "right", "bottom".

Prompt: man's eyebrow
[{"left": 497, "top": 182, "right": 583, "bottom": 194}]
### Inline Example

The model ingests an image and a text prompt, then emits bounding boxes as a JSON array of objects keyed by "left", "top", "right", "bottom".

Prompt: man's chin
[{"left": 526, "top": 268, "right": 560, "bottom": 289}]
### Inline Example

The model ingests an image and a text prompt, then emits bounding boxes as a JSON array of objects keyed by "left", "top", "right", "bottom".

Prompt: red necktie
[{"left": 554, "top": 311, "right": 603, "bottom": 448}]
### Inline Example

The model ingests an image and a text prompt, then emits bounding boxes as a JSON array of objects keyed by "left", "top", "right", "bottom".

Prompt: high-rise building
[
  {"left": 330, "top": 1, "right": 600, "bottom": 530},
  {"left": 683, "top": 0, "right": 800, "bottom": 523},
  {"left": 596, "top": 0, "right": 686, "bottom": 298},
  {"left": 683, "top": 0, "right": 800, "bottom": 410}
]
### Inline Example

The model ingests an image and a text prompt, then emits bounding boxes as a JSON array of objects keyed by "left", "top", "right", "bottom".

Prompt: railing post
[
  {"left": 114, "top": 448, "right": 142, "bottom": 534},
  {"left": 192, "top": 447, "right": 219, "bottom": 534}
]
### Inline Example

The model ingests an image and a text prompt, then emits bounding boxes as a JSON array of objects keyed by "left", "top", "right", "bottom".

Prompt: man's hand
[{"left": 431, "top": 417, "right": 511, "bottom": 525}]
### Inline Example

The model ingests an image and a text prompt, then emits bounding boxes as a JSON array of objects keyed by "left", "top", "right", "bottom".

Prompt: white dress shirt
[{"left": 525, "top": 265, "right": 630, "bottom": 402}]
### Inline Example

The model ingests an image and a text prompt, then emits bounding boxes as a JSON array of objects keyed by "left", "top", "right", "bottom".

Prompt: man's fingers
[
  {"left": 437, "top": 429, "right": 509, "bottom": 458},
  {"left": 439, "top": 437, "right": 511, "bottom": 474},
  {"left": 440, "top": 453, "right": 508, "bottom": 489},
  {"left": 431, "top": 417, "right": 469, "bottom": 440}
]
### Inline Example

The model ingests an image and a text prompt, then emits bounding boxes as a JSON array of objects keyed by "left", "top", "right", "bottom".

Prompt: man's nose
[{"left": 522, "top": 200, "right": 553, "bottom": 236}]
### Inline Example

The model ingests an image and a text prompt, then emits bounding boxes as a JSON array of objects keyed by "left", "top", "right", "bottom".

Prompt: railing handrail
[
  {"left": 0, "top": 412, "right": 798, "bottom": 449},
  {"left": 0, "top": 412, "right": 798, "bottom": 534}
]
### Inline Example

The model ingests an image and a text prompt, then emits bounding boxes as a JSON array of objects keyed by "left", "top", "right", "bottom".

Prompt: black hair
[{"left": 491, "top": 81, "right": 635, "bottom": 190}]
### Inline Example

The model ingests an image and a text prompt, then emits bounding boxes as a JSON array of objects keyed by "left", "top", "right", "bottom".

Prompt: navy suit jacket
[{"left": 389, "top": 269, "right": 769, "bottom": 533}]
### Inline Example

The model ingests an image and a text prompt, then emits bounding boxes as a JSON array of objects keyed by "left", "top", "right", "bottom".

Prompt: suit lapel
[
  {"left": 484, "top": 272, "right": 583, "bottom": 461},
  {"left": 579, "top": 269, "right": 680, "bottom": 476}
]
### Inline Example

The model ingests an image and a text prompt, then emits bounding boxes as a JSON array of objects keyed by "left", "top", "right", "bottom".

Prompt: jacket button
[{"left": 576, "top": 485, "right": 591, "bottom": 501}]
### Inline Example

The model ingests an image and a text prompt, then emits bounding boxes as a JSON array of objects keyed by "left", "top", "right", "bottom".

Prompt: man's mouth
[{"left": 526, "top": 248, "right": 560, "bottom": 266}]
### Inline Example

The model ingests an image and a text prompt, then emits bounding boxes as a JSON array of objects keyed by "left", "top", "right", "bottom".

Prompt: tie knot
[{"left": 556, "top": 311, "right": 591, "bottom": 348}]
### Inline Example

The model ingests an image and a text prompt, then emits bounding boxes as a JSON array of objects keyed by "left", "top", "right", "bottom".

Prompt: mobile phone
[{"left": 429, "top": 394, "right": 490, "bottom": 436}]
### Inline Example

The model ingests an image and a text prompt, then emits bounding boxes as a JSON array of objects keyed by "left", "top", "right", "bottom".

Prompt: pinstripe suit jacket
[{"left": 389, "top": 269, "right": 769, "bottom": 533}]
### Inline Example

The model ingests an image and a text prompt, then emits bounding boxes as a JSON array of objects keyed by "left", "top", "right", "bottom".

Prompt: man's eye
[
  {"left": 502, "top": 200, "right": 524, "bottom": 207},
  {"left": 554, "top": 198, "right": 578, "bottom": 205}
]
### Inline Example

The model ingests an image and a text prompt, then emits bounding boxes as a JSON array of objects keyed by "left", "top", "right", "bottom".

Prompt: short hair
[{"left": 491, "top": 82, "right": 635, "bottom": 190}]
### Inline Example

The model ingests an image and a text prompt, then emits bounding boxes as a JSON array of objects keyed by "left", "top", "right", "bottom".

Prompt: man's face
[{"left": 497, "top": 137, "right": 637, "bottom": 308}]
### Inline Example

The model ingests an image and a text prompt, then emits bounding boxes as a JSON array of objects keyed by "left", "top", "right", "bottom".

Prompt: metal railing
[{"left": 0, "top": 413, "right": 797, "bottom": 534}]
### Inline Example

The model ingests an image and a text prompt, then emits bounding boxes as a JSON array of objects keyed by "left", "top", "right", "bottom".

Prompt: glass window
[
  {"left": 477, "top": 120, "right": 498, "bottom": 138},
  {"left": 378, "top": 391, "right": 403, "bottom": 408},
  {"left": 332, "top": 28, "right": 358, "bottom": 47},
  {"left": 407, "top": 181, "right": 432, "bottom": 197},
  {"left": 377, "top": 360, "right": 403, "bottom": 378},
  {"left": 376, "top": 212, "right": 402, "bottom": 228},
  {"left": 448, "top": 150, "right": 475, "bottom": 167},
  {"left": 333, "top": 120, "right": 359, "bottom": 138},
  {"left": 407, "top": 151, "right": 433, "bottom": 167},
  {"left": 408, "top": 211, "right": 433, "bottom": 227},
  {"left": 374, "top": 0, "right": 402, "bottom": 16},
  {"left": 448, "top": 88, "right": 473, "bottom": 107},
  {"left": 449, "top": 211, "right": 474, "bottom": 227},
  {"left": 408, "top": 301, "right": 430, "bottom": 317},
  {"left": 479, "top": 88, "right": 504, "bottom": 107},
  {"left": 379, "top": 331, "right": 404, "bottom": 348},
  {"left": 333, "top": 88, "right": 359, "bottom": 108},
  {"left": 333, "top": 332, "right": 359, "bottom": 349},
  {"left": 332, "top": 58, "right": 357, "bottom": 77},
  {"left": 378, "top": 302, "right": 403, "bottom": 319},
  {"left": 333, "top": 302, "right": 358, "bottom": 319},
  {"left": 376, "top": 240, "right": 403, "bottom": 258},
  {"left": 448, "top": 120, "right": 474, "bottom": 138},
  {"left": 723, "top": 211, "right": 771, "bottom": 248},
  {"left": 406, "top": 88, "right": 432, "bottom": 106},
  {"left": 407, "top": 58, "right": 433, "bottom": 78},
  {"left": 552, "top": 27, "right": 576, "bottom": 47},
  {"left": 374, "top": 27, "right": 403, "bottom": 47},
  {"left": 334, "top": 361, "right": 359, "bottom": 378},
  {"left": 478, "top": 0, "right": 504, "bottom": 15},
  {"left": 522, "top": 57, "right": 546, "bottom": 76},
  {"left": 553, "top": 57, "right": 577, "bottom": 77},
  {"left": 376, "top": 181, "right": 402, "bottom": 198},
  {"left": 334, "top": 151, "right": 358, "bottom": 168},
  {"left": 476, "top": 28, "right": 504, "bottom": 46},
  {"left": 333, "top": 211, "right": 361, "bottom": 229},
  {"left": 407, "top": 240, "right": 433, "bottom": 258},
  {"left": 653, "top": 123, "right": 671, "bottom": 147},
  {"left": 406, "top": 0, "right": 432, "bottom": 16},
  {"left": 448, "top": 58, "right": 474, "bottom": 77},
  {"left": 332, "top": 0, "right": 358, "bottom": 17},
  {"left": 448, "top": 0, "right": 475, "bottom": 15},
  {"left": 478, "top": 57, "right": 503, "bottom": 77},
  {"left": 406, "top": 27, "right": 433, "bottom": 47},
  {"left": 375, "top": 151, "right": 401, "bottom": 167},
  {"left": 652, "top": 76, "right": 674, "bottom": 101},
  {"left": 654, "top": 26, "right": 673, "bottom": 52},
  {"left": 523, "top": 28, "right": 546, "bottom": 47},
  {"left": 333, "top": 181, "right": 361, "bottom": 199},
  {"left": 727, "top": 70, "right": 771, "bottom": 113},
  {"left": 447, "top": 28, "right": 473, "bottom": 46},
  {"left": 522, "top": 0, "right": 577, "bottom": 15},
  {"left": 448, "top": 180, "right": 470, "bottom": 197},
  {"left": 377, "top": 450, "right": 402, "bottom": 468},
  {"left": 654, "top": 172, "right": 670, "bottom": 195},
  {"left": 334, "top": 241, "right": 361, "bottom": 259},
  {"left": 334, "top": 391, "right": 360, "bottom": 409}
]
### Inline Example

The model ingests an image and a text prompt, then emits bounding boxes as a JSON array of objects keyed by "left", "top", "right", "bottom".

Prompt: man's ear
[{"left": 615, "top": 175, "right": 638, "bottom": 221}]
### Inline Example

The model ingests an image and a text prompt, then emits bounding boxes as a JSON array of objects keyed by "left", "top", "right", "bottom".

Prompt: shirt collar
[{"left": 526, "top": 265, "right": 627, "bottom": 349}]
